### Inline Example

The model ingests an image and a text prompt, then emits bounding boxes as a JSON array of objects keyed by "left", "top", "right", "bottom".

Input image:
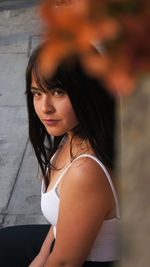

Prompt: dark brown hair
[{"left": 26, "top": 45, "right": 116, "bottom": 188}]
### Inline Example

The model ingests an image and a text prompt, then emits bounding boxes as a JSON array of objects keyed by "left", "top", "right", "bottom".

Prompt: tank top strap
[{"left": 53, "top": 161, "right": 73, "bottom": 189}]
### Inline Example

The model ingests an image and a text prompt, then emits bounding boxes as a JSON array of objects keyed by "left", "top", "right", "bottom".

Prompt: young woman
[{"left": 0, "top": 45, "right": 120, "bottom": 267}]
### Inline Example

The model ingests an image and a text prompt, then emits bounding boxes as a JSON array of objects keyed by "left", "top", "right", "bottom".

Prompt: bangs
[
  {"left": 26, "top": 45, "right": 81, "bottom": 96},
  {"left": 31, "top": 62, "right": 65, "bottom": 93}
]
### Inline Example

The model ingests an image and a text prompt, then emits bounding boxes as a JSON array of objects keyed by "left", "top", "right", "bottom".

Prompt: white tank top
[{"left": 41, "top": 154, "right": 121, "bottom": 262}]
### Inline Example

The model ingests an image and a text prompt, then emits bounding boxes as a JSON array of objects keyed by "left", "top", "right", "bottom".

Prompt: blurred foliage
[{"left": 37, "top": 0, "right": 150, "bottom": 94}]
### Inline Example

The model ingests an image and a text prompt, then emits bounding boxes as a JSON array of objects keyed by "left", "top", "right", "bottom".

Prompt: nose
[{"left": 41, "top": 94, "right": 55, "bottom": 114}]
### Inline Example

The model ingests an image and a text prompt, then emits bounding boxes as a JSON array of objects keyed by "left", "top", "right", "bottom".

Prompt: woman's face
[{"left": 31, "top": 76, "right": 79, "bottom": 136}]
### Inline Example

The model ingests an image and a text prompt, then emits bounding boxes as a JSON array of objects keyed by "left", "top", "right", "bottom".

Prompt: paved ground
[
  {"left": 0, "top": 0, "right": 39, "bottom": 11},
  {"left": 0, "top": 0, "right": 48, "bottom": 227}
]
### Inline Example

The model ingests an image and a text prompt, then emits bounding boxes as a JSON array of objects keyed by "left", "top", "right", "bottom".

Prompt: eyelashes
[
  {"left": 31, "top": 91, "right": 41, "bottom": 97},
  {"left": 52, "top": 88, "right": 65, "bottom": 96},
  {"left": 31, "top": 88, "right": 66, "bottom": 98}
]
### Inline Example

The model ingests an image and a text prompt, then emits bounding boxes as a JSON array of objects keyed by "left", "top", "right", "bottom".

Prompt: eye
[
  {"left": 52, "top": 88, "right": 65, "bottom": 96},
  {"left": 31, "top": 91, "right": 41, "bottom": 97}
]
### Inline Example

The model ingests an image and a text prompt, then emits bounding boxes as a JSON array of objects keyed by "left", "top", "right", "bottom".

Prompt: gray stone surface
[
  {"left": 0, "top": 0, "right": 37, "bottom": 11},
  {"left": 0, "top": 106, "right": 28, "bottom": 213},
  {"left": 0, "top": 1, "right": 47, "bottom": 227},
  {"left": 0, "top": 54, "right": 27, "bottom": 106},
  {"left": 0, "top": 5, "right": 39, "bottom": 54},
  {"left": 3, "top": 142, "right": 48, "bottom": 227}
]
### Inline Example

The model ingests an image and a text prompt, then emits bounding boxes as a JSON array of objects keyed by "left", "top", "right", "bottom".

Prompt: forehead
[
  {"left": 31, "top": 73, "right": 40, "bottom": 87},
  {"left": 31, "top": 73, "right": 37, "bottom": 86},
  {"left": 31, "top": 72, "right": 48, "bottom": 93},
  {"left": 31, "top": 65, "right": 67, "bottom": 91},
  {"left": 31, "top": 71, "right": 65, "bottom": 94}
]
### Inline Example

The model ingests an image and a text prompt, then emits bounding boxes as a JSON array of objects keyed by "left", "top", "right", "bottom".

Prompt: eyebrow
[{"left": 31, "top": 86, "right": 39, "bottom": 90}]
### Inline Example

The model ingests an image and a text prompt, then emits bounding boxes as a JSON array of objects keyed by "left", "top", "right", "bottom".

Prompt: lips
[{"left": 42, "top": 119, "right": 60, "bottom": 126}]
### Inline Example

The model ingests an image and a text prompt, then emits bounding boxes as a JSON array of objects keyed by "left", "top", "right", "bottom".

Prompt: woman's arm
[
  {"left": 44, "top": 158, "right": 115, "bottom": 267},
  {"left": 40, "top": 225, "right": 54, "bottom": 258},
  {"left": 29, "top": 226, "right": 54, "bottom": 267}
]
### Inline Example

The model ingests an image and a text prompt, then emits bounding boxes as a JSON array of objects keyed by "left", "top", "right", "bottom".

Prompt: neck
[
  {"left": 65, "top": 133, "right": 91, "bottom": 157},
  {"left": 67, "top": 131, "right": 74, "bottom": 143}
]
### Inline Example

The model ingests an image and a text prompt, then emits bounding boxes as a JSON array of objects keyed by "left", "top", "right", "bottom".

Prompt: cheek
[
  {"left": 68, "top": 109, "right": 78, "bottom": 126},
  {"left": 60, "top": 101, "right": 78, "bottom": 126}
]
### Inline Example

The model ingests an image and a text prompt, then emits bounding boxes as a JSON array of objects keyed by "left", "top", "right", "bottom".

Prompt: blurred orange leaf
[{"left": 37, "top": 0, "right": 150, "bottom": 95}]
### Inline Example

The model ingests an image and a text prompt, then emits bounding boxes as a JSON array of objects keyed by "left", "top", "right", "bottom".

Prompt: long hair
[{"left": 26, "top": 45, "right": 116, "bottom": 188}]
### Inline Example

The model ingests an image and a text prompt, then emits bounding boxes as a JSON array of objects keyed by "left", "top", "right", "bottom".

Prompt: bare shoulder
[{"left": 61, "top": 156, "right": 111, "bottom": 193}]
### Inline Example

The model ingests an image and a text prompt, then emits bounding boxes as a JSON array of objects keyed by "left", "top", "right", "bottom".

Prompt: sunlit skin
[{"left": 31, "top": 77, "right": 79, "bottom": 140}]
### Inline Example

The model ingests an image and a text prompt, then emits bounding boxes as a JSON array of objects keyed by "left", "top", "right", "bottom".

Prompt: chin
[{"left": 46, "top": 129, "right": 67, "bottom": 137}]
